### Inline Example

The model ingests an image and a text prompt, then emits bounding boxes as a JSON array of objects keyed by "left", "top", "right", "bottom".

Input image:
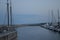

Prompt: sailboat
[
  {"left": 0, "top": 0, "right": 17, "bottom": 40},
  {"left": 42, "top": 9, "right": 60, "bottom": 32},
  {"left": 49, "top": 9, "right": 60, "bottom": 32}
]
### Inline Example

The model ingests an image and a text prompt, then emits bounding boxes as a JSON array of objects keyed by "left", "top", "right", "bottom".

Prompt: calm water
[
  {"left": 0, "top": 14, "right": 48, "bottom": 24},
  {"left": 13, "top": 14, "right": 48, "bottom": 24},
  {"left": 17, "top": 26, "right": 60, "bottom": 40}
]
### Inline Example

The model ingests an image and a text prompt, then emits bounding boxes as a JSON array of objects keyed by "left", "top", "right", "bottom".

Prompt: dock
[{"left": 41, "top": 23, "right": 60, "bottom": 33}]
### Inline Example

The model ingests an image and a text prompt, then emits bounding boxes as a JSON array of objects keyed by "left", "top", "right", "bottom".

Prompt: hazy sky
[
  {"left": 0, "top": 0, "right": 60, "bottom": 24},
  {"left": 12, "top": 0, "right": 60, "bottom": 15}
]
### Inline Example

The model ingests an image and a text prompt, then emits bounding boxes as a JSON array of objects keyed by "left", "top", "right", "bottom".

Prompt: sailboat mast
[
  {"left": 7, "top": 0, "right": 9, "bottom": 26},
  {"left": 51, "top": 10, "right": 53, "bottom": 25},
  {"left": 10, "top": 0, "right": 12, "bottom": 26},
  {"left": 58, "top": 9, "right": 60, "bottom": 27}
]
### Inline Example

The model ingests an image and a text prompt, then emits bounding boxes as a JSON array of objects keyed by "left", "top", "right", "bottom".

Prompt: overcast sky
[
  {"left": 0, "top": 0, "right": 60, "bottom": 24},
  {"left": 12, "top": 0, "right": 60, "bottom": 15}
]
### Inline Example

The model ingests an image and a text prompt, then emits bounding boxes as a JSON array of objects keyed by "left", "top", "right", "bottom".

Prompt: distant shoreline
[{"left": 0, "top": 23, "right": 46, "bottom": 28}]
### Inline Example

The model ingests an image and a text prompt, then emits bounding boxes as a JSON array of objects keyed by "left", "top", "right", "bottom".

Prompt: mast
[
  {"left": 7, "top": 0, "right": 12, "bottom": 26},
  {"left": 47, "top": 10, "right": 50, "bottom": 25},
  {"left": 7, "top": 0, "right": 9, "bottom": 26},
  {"left": 51, "top": 10, "right": 53, "bottom": 26},
  {"left": 10, "top": 0, "right": 12, "bottom": 26},
  {"left": 58, "top": 9, "right": 60, "bottom": 27}
]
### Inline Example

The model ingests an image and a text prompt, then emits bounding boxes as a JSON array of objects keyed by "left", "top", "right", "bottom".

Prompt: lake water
[{"left": 16, "top": 26, "right": 60, "bottom": 40}]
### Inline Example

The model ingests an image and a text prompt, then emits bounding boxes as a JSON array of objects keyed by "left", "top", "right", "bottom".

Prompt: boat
[
  {"left": 0, "top": 0, "right": 17, "bottom": 40},
  {"left": 42, "top": 9, "right": 60, "bottom": 32}
]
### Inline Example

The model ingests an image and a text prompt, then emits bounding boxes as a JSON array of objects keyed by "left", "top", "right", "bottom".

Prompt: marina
[{"left": 0, "top": 0, "right": 60, "bottom": 40}]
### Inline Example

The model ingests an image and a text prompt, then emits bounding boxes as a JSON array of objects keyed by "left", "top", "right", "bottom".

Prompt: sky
[
  {"left": 12, "top": 0, "right": 60, "bottom": 14},
  {"left": 0, "top": 0, "right": 60, "bottom": 24}
]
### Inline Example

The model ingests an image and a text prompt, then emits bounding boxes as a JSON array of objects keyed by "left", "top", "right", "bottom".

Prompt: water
[
  {"left": 13, "top": 14, "right": 48, "bottom": 24},
  {"left": 16, "top": 26, "right": 60, "bottom": 40},
  {"left": 0, "top": 14, "right": 48, "bottom": 24}
]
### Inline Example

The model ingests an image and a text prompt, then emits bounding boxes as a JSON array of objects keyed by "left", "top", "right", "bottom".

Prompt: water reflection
[{"left": 17, "top": 26, "right": 60, "bottom": 40}]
